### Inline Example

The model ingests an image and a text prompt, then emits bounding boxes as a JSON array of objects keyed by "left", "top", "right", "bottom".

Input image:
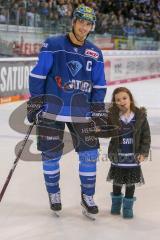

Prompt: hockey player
[{"left": 27, "top": 4, "right": 107, "bottom": 218}]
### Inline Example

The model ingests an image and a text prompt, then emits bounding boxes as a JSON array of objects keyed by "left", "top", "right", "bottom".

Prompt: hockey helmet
[{"left": 73, "top": 4, "right": 96, "bottom": 25}]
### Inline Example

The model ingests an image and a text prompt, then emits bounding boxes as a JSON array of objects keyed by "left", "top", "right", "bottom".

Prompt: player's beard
[
  {"left": 75, "top": 34, "right": 86, "bottom": 42},
  {"left": 73, "top": 31, "right": 86, "bottom": 43},
  {"left": 72, "top": 25, "right": 88, "bottom": 43}
]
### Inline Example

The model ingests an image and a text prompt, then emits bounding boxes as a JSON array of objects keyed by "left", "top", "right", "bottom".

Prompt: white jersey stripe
[
  {"left": 93, "top": 85, "right": 107, "bottom": 89},
  {"left": 42, "top": 112, "right": 91, "bottom": 123},
  {"left": 30, "top": 72, "right": 46, "bottom": 79},
  {"left": 41, "top": 50, "right": 104, "bottom": 63},
  {"left": 111, "top": 163, "right": 139, "bottom": 167},
  {"left": 118, "top": 153, "right": 134, "bottom": 156}
]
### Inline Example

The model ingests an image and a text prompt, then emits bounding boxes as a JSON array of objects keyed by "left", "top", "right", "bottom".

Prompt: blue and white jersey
[
  {"left": 112, "top": 113, "right": 138, "bottom": 168},
  {"left": 29, "top": 35, "right": 107, "bottom": 122}
]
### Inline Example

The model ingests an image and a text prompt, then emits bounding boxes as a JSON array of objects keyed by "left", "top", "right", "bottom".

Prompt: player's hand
[
  {"left": 27, "top": 96, "right": 44, "bottom": 123},
  {"left": 91, "top": 102, "right": 108, "bottom": 127}
]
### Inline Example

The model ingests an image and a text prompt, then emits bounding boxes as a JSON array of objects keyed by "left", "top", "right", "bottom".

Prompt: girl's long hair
[{"left": 111, "top": 87, "right": 136, "bottom": 112}]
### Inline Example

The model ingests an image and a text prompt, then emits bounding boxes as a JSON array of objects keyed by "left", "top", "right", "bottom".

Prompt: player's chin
[
  {"left": 78, "top": 34, "right": 87, "bottom": 40},
  {"left": 78, "top": 32, "right": 88, "bottom": 39}
]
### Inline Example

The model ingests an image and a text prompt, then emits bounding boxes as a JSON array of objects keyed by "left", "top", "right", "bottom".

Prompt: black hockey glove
[
  {"left": 90, "top": 102, "right": 115, "bottom": 138},
  {"left": 27, "top": 96, "right": 44, "bottom": 123},
  {"left": 92, "top": 103, "right": 118, "bottom": 138}
]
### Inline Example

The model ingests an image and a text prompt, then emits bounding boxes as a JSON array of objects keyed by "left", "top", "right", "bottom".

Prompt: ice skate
[
  {"left": 81, "top": 193, "right": 98, "bottom": 220},
  {"left": 48, "top": 192, "right": 62, "bottom": 217}
]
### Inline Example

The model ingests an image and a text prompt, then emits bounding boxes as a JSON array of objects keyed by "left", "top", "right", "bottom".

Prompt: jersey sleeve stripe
[
  {"left": 30, "top": 73, "right": 46, "bottom": 79},
  {"left": 93, "top": 85, "right": 107, "bottom": 89}
]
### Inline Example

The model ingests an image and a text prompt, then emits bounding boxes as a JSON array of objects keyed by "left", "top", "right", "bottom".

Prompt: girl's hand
[
  {"left": 137, "top": 155, "right": 145, "bottom": 163},
  {"left": 95, "top": 127, "right": 101, "bottom": 132}
]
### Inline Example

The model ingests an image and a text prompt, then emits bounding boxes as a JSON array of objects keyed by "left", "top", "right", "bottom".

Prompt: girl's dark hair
[{"left": 111, "top": 87, "right": 136, "bottom": 112}]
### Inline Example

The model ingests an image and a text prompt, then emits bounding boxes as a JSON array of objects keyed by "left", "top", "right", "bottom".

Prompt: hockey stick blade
[{"left": 0, "top": 123, "right": 34, "bottom": 202}]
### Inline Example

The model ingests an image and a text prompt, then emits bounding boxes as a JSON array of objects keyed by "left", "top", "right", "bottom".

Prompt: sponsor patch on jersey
[
  {"left": 64, "top": 80, "right": 92, "bottom": 93},
  {"left": 67, "top": 61, "right": 82, "bottom": 77},
  {"left": 85, "top": 49, "right": 99, "bottom": 59}
]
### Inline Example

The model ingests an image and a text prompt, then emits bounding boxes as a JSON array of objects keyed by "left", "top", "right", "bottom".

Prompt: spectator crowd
[{"left": 0, "top": 0, "right": 160, "bottom": 40}]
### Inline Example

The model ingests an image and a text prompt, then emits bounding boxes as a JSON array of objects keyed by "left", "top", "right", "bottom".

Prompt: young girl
[{"left": 100, "top": 87, "right": 151, "bottom": 218}]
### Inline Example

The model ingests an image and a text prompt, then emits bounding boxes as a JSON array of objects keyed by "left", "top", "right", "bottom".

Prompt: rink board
[{"left": 0, "top": 51, "right": 160, "bottom": 104}]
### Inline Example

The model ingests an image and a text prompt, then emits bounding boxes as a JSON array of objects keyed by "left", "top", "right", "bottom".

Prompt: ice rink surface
[{"left": 0, "top": 79, "right": 160, "bottom": 240}]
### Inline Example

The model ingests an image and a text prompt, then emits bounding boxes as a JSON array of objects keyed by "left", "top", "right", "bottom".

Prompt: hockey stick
[{"left": 0, "top": 123, "right": 34, "bottom": 202}]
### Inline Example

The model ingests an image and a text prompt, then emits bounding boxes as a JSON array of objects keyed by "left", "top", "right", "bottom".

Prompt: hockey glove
[
  {"left": 91, "top": 102, "right": 108, "bottom": 128},
  {"left": 27, "top": 96, "right": 44, "bottom": 123},
  {"left": 91, "top": 102, "right": 115, "bottom": 138}
]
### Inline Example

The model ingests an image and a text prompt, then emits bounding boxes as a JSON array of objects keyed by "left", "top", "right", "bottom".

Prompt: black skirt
[{"left": 107, "top": 164, "right": 145, "bottom": 186}]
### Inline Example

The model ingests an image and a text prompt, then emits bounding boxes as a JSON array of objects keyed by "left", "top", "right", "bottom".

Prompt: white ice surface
[{"left": 0, "top": 79, "right": 160, "bottom": 240}]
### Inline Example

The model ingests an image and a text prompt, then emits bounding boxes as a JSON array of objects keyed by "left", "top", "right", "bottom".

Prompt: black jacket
[{"left": 96, "top": 106, "right": 151, "bottom": 162}]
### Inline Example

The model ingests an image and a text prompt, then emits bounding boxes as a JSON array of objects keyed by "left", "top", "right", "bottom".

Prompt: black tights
[{"left": 113, "top": 184, "right": 135, "bottom": 198}]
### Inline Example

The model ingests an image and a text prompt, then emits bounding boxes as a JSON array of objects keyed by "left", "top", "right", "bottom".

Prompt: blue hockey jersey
[{"left": 29, "top": 35, "right": 107, "bottom": 122}]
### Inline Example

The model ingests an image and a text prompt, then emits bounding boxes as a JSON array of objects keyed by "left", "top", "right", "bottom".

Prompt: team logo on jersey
[
  {"left": 42, "top": 42, "right": 48, "bottom": 48},
  {"left": 85, "top": 49, "right": 99, "bottom": 59},
  {"left": 55, "top": 76, "right": 62, "bottom": 88},
  {"left": 73, "top": 47, "right": 78, "bottom": 52},
  {"left": 67, "top": 61, "right": 82, "bottom": 77}
]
